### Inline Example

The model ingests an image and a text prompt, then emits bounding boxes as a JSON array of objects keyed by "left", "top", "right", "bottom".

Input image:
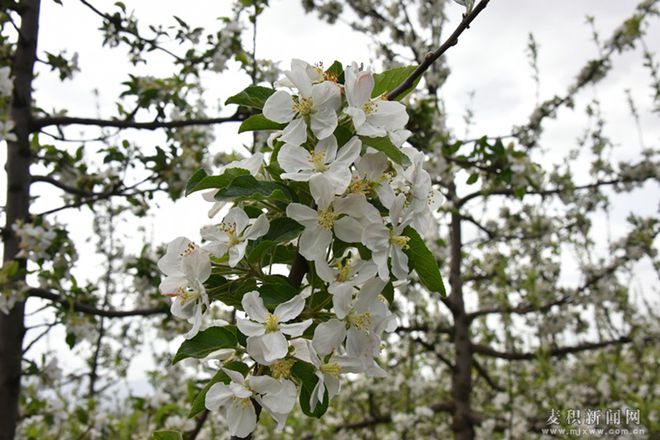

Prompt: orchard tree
[{"left": 1, "top": 1, "right": 659, "bottom": 440}]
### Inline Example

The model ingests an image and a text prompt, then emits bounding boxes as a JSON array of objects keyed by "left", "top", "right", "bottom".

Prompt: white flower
[
  {"left": 203, "top": 153, "right": 265, "bottom": 218},
  {"left": 343, "top": 63, "right": 409, "bottom": 142},
  {"left": 286, "top": 175, "right": 367, "bottom": 261},
  {"left": 312, "top": 278, "right": 396, "bottom": 361},
  {"left": 237, "top": 291, "right": 311, "bottom": 364},
  {"left": 315, "top": 254, "right": 377, "bottom": 298},
  {"left": 158, "top": 237, "right": 212, "bottom": 339},
  {"left": 290, "top": 338, "right": 364, "bottom": 411},
  {"left": 278, "top": 136, "right": 361, "bottom": 194},
  {"left": 362, "top": 194, "right": 413, "bottom": 280},
  {"left": 201, "top": 207, "right": 269, "bottom": 267},
  {"left": 349, "top": 151, "right": 396, "bottom": 205},
  {"left": 205, "top": 368, "right": 297, "bottom": 437},
  {"left": 263, "top": 60, "right": 341, "bottom": 145}
]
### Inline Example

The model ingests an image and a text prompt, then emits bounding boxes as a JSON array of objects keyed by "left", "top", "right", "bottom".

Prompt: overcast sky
[{"left": 1, "top": 0, "right": 659, "bottom": 393}]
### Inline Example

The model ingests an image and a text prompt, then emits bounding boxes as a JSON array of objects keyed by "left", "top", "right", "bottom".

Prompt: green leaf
[
  {"left": 188, "top": 361, "right": 249, "bottom": 418},
  {"left": 292, "top": 361, "right": 329, "bottom": 418},
  {"left": 325, "top": 60, "right": 344, "bottom": 83},
  {"left": 185, "top": 168, "right": 249, "bottom": 196},
  {"left": 382, "top": 281, "right": 394, "bottom": 303},
  {"left": 214, "top": 174, "right": 291, "bottom": 202},
  {"left": 209, "top": 277, "right": 258, "bottom": 309},
  {"left": 403, "top": 226, "right": 446, "bottom": 296},
  {"left": 360, "top": 135, "right": 410, "bottom": 166},
  {"left": 152, "top": 430, "right": 182, "bottom": 440},
  {"left": 172, "top": 326, "right": 238, "bottom": 364},
  {"left": 238, "top": 114, "right": 285, "bottom": 133},
  {"left": 259, "top": 217, "right": 304, "bottom": 243},
  {"left": 247, "top": 242, "right": 298, "bottom": 267},
  {"left": 466, "top": 173, "right": 479, "bottom": 185},
  {"left": 372, "top": 65, "right": 420, "bottom": 100},
  {"left": 225, "top": 86, "right": 276, "bottom": 109},
  {"left": 259, "top": 275, "right": 298, "bottom": 308}
]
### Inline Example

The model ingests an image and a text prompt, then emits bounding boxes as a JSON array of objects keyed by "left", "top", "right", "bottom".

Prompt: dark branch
[
  {"left": 27, "top": 288, "right": 170, "bottom": 318},
  {"left": 31, "top": 113, "right": 244, "bottom": 131},
  {"left": 456, "top": 177, "right": 635, "bottom": 207},
  {"left": 31, "top": 175, "right": 108, "bottom": 197},
  {"left": 387, "top": 0, "right": 491, "bottom": 100},
  {"left": 471, "top": 336, "right": 655, "bottom": 361}
]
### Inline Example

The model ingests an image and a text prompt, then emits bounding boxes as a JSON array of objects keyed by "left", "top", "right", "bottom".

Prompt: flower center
[
  {"left": 169, "top": 285, "right": 200, "bottom": 303},
  {"left": 271, "top": 359, "right": 295, "bottom": 379},
  {"left": 231, "top": 395, "right": 252, "bottom": 408},
  {"left": 264, "top": 313, "right": 279, "bottom": 332},
  {"left": 292, "top": 97, "right": 313, "bottom": 115},
  {"left": 336, "top": 261, "right": 352, "bottom": 282},
  {"left": 390, "top": 234, "right": 410, "bottom": 249},
  {"left": 308, "top": 151, "right": 328, "bottom": 172},
  {"left": 319, "top": 362, "right": 341, "bottom": 377},
  {"left": 219, "top": 222, "right": 240, "bottom": 246},
  {"left": 317, "top": 208, "right": 336, "bottom": 230},
  {"left": 348, "top": 312, "right": 372, "bottom": 331},
  {"left": 180, "top": 242, "right": 196, "bottom": 257},
  {"left": 362, "top": 100, "right": 376, "bottom": 115}
]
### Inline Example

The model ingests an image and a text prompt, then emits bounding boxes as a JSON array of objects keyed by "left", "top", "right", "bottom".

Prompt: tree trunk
[
  {"left": 449, "top": 206, "right": 475, "bottom": 440},
  {"left": 0, "top": 1, "right": 40, "bottom": 439}
]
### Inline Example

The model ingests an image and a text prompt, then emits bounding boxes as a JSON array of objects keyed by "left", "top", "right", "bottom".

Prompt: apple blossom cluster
[
  {"left": 0, "top": 66, "right": 16, "bottom": 142},
  {"left": 157, "top": 59, "right": 444, "bottom": 437}
]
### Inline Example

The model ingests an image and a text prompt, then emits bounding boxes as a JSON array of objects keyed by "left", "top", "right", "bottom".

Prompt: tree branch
[
  {"left": 471, "top": 336, "right": 655, "bottom": 361},
  {"left": 386, "top": 0, "right": 491, "bottom": 100},
  {"left": 31, "top": 113, "right": 244, "bottom": 131},
  {"left": 456, "top": 177, "right": 636, "bottom": 207},
  {"left": 26, "top": 288, "right": 170, "bottom": 318}
]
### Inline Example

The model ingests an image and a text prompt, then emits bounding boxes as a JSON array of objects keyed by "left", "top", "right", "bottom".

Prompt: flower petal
[
  {"left": 280, "top": 319, "right": 312, "bottom": 337},
  {"left": 237, "top": 317, "right": 265, "bottom": 337},
  {"left": 312, "top": 319, "right": 346, "bottom": 356},
  {"left": 280, "top": 117, "right": 307, "bottom": 146},
  {"left": 241, "top": 291, "right": 268, "bottom": 323},
  {"left": 205, "top": 382, "right": 233, "bottom": 410},
  {"left": 227, "top": 399, "right": 257, "bottom": 438},
  {"left": 263, "top": 90, "right": 295, "bottom": 123},
  {"left": 286, "top": 203, "right": 318, "bottom": 227},
  {"left": 274, "top": 295, "right": 305, "bottom": 322},
  {"left": 243, "top": 214, "right": 270, "bottom": 241},
  {"left": 311, "top": 106, "right": 338, "bottom": 140},
  {"left": 279, "top": 144, "right": 313, "bottom": 173}
]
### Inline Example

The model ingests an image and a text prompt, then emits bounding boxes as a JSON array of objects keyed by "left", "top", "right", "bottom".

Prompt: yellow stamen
[
  {"left": 180, "top": 242, "right": 196, "bottom": 257},
  {"left": 231, "top": 395, "right": 252, "bottom": 408},
  {"left": 264, "top": 313, "right": 279, "bottom": 332},
  {"left": 348, "top": 312, "right": 372, "bottom": 331},
  {"left": 319, "top": 362, "right": 341, "bottom": 377},
  {"left": 292, "top": 97, "right": 313, "bottom": 115},
  {"left": 271, "top": 359, "right": 295, "bottom": 379},
  {"left": 336, "top": 260, "right": 352, "bottom": 282},
  {"left": 363, "top": 100, "right": 376, "bottom": 115},
  {"left": 317, "top": 208, "right": 336, "bottom": 230},
  {"left": 308, "top": 151, "right": 328, "bottom": 172},
  {"left": 219, "top": 222, "right": 240, "bottom": 246},
  {"left": 390, "top": 235, "right": 410, "bottom": 249}
]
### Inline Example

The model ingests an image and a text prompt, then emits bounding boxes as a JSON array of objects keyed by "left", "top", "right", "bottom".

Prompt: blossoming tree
[{"left": 0, "top": 0, "right": 658, "bottom": 439}]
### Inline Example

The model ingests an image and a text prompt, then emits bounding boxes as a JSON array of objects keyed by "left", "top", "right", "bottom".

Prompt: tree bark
[
  {"left": 449, "top": 203, "right": 475, "bottom": 440},
  {"left": 0, "top": 1, "right": 40, "bottom": 439}
]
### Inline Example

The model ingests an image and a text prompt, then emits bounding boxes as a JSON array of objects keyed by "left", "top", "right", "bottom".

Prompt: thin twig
[{"left": 387, "top": 0, "right": 491, "bottom": 100}]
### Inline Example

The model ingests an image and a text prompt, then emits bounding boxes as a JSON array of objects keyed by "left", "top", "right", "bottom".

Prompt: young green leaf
[
  {"left": 185, "top": 168, "right": 250, "bottom": 196},
  {"left": 225, "top": 85, "right": 276, "bottom": 109},
  {"left": 360, "top": 136, "right": 410, "bottom": 166},
  {"left": 172, "top": 326, "right": 238, "bottom": 364},
  {"left": 372, "top": 66, "right": 420, "bottom": 100},
  {"left": 152, "top": 430, "right": 183, "bottom": 440},
  {"left": 238, "top": 114, "right": 285, "bottom": 133},
  {"left": 402, "top": 226, "right": 446, "bottom": 296}
]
